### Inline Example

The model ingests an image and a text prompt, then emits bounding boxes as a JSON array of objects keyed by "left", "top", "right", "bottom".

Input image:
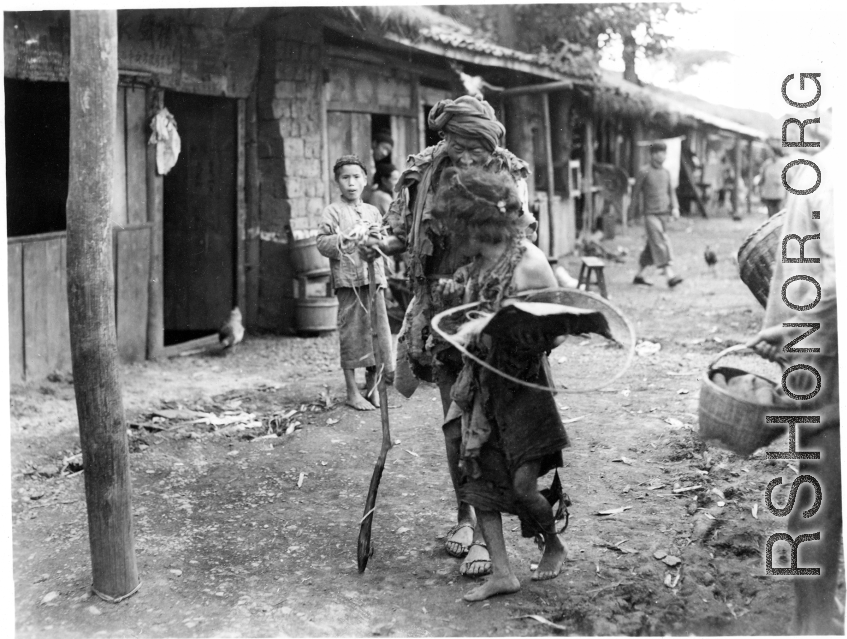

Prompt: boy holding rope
[{"left": 317, "top": 155, "right": 391, "bottom": 411}]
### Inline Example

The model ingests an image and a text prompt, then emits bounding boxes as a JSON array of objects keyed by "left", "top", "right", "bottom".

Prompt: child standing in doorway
[{"left": 316, "top": 155, "right": 390, "bottom": 411}]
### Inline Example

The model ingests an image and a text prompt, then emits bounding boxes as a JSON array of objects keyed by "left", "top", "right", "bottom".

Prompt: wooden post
[
  {"left": 746, "top": 138, "right": 754, "bottom": 215},
  {"left": 245, "top": 91, "right": 260, "bottom": 328},
  {"left": 550, "top": 90, "right": 575, "bottom": 252},
  {"left": 236, "top": 99, "right": 247, "bottom": 313},
  {"left": 411, "top": 74, "right": 422, "bottom": 158},
  {"left": 320, "top": 75, "right": 330, "bottom": 205},
  {"left": 541, "top": 92, "right": 556, "bottom": 257},
  {"left": 504, "top": 94, "right": 536, "bottom": 201},
  {"left": 583, "top": 118, "right": 595, "bottom": 236},
  {"left": 146, "top": 87, "right": 164, "bottom": 359},
  {"left": 66, "top": 10, "right": 140, "bottom": 602},
  {"left": 732, "top": 136, "right": 742, "bottom": 217}
]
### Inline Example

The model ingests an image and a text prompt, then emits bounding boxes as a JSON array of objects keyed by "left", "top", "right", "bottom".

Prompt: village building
[
  {"left": 5, "top": 6, "right": 771, "bottom": 382},
  {"left": 4, "top": 7, "right": 590, "bottom": 381}
]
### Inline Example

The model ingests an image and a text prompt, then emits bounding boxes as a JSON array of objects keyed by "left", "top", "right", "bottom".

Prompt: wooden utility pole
[
  {"left": 583, "top": 118, "right": 595, "bottom": 236},
  {"left": 66, "top": 10, "right": 140, "bottom": 602},
  {"left": 746, "top": 138, "right": 754, "bottom": 215},
  {"left": 540, "top": 92, "right": 556, "bottom": 257},
  {"left": 732, "top": 136, "right": 742, "bottom": 217}
]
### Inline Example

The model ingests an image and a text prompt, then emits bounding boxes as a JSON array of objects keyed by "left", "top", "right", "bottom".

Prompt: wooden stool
[{"left": 577, "top": 256, "right": 608, "bottom": 298}]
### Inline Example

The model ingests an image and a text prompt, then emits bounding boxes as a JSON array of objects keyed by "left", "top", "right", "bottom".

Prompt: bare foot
[
  {"left": 460, "top": 543, "right": 491, "bottom": 577},
  {"left": 463, "top": 575, "right": 520, "bottom": 602},
  {"left": 532, "top": 537, "right": 566, "bottom": 581},
  {"left": 346, "top": 393, "right": 376, "bottom": 411},
  {"left": 364, "top": 385, "right": 380, "bottom": 408}
]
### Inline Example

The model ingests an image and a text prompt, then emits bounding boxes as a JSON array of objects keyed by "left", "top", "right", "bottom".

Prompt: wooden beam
[
  {"left": 67, "top": 9, "right": 139, "bottom": 602},
  {"left": 411, "top": 74, "right": 422, "bottom": 163},
  {"left": 541, "top": 92, "right": 556, "bottom": 257},
  {"left": 732, "top": 136, "right": 742, "bottom": 217},
  {"left": 326, "top": 100, "right": 417, "bottom": 118},
  {"left": 325, "top": 44, "right": 453, "bottom": 85},
  {"left": 236, "top": 99, "right": 247, "bottom": 313},
  {"left": 746, "top": 138, "right": 754, "bottom": 215},
  {"left": 146, "top": 87, "right": 164, "bottom": 360},
  {"left": 160, "top": 333, "right": 219, "bottom": 358},
  {"left": 245, "top": 91, "right": 260, "bottom": 327},
  {"left": 583, "top": 118, "right": 595, "bottom": 236},
  {"left": 320, "top": 77, "right": 331, "bottom": 206},
  {"left": 500, "top": 80, "right": 576, "bottom": 97}
]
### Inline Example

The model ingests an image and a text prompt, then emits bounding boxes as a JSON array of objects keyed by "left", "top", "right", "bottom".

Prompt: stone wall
[{"left": 255, "top": 14, "right": 327, "bottom": 332}]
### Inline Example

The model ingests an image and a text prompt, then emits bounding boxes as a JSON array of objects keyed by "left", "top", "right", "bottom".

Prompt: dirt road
[{"left": 11, "top": 214, "right": 823, "bottom": 637}]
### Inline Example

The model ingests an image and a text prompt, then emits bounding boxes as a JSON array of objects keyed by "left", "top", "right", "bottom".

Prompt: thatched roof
[{"left": 596, "top": 71, "right": 769, "bottom": 140}]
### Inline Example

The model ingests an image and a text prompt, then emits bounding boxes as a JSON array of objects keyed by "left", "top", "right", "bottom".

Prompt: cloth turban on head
[{"left": 427, "top": 95, "right": 506, "bottom": 152}]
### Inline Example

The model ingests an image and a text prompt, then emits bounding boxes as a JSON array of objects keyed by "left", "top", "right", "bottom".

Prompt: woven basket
[
  {"left": 698, "top": 345, "right": 786, "bottom": 456},
  {"left": 737, "top": 210, "right": 785, "bottom": 307}
]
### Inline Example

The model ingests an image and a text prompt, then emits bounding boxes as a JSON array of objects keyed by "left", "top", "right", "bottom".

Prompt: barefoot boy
[{"left": 316, "top": 155, "right": 390, "bottom": 411}]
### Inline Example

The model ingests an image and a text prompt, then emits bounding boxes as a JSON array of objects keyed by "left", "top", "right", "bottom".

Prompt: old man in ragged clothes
[{"left": 361, "top": 95, "right": 537, "bottom": 577}]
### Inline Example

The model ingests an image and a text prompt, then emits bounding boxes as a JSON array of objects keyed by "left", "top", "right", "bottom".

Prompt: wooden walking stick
[{"left": 357, "top": 259, "right": 394, "bottom": 572}]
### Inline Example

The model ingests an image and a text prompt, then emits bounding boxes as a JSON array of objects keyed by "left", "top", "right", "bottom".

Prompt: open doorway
[
  {"left": 5, "top": 79, "right": 70, "bottom": 238},
  {"left": 162, "top": 92, "right": 237, "bottom": 346}
]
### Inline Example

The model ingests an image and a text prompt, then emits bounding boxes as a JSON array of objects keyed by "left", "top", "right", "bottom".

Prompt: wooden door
[
  {"left": 326, "top": 111, "right": 371, "bottom": 200},
  {"left": 163, "top": 92, "right": 237, "bottom": 339},
  {"left": 390, "top": 115, "right": 418, "bottom": 170}
]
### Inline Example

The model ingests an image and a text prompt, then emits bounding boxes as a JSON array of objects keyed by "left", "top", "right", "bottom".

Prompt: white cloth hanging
[{"left": 148, "top": 107, "right": 181, "bottom": 176}]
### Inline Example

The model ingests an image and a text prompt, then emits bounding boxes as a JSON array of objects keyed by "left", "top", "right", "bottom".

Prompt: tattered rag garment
[{"left": 445, "top": 238, "right": 570, "bottom": 536}]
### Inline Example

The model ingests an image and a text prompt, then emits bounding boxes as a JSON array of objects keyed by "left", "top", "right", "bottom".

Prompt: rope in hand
[
  {"left": 431, "top": 293, "right": 636, "bottom": 395},
  {"left": 335, "top": 219, "right": 389, "bottom": 315}
]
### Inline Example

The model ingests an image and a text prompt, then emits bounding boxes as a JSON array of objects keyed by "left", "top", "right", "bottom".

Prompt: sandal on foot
[
  {"left": 460, "top": 541, "right": 492, "bottom": 578},
  {"left": 633, "top": 276, "right": 653, "bottom": 286},
  {"left": 445, "top": 523, "right": 474, "bottom": 558}
]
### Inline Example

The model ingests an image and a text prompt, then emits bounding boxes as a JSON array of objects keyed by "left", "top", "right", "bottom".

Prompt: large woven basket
[
  {"left": 737, "top": 210, "right": 785, "bottom": 307},
  {"left": 698, "top": 345, "right": 786, "bottom": 456}
]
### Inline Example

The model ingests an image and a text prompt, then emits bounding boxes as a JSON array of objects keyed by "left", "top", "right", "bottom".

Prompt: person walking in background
[
  {"left": 758, "top": 146, "right": 785, "bottom": 217},
  {"left": 629, "top": 142, "right": 683, "bottom": 288}
]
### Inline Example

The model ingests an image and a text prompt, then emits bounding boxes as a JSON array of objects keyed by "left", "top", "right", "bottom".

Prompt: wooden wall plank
[
  {"left": 245, "top": 91, "right": 260, "bottom": 328},
  {"left": 113, "top": 86, "right": 128, "bottom": 226},
  {"left": 326, "top": 111, "right": 350, "bottom": 200},
  {"left": 7, "top": 243, "right": 24, "bottom": 382},
  {"left": 125, "top": 86, "right": 149, "bottom": 225},
  {"left": 23, "top": 237, "right": 70, "bottom": 379},
  {"left": 116, "top": 227, "right": 151, "bottom": 362},
  {"left": 350, "top": 113, "right": 372, "bottom": 174},
  {"left": 23, "top": 240, "right": 50, "bottom": 380},
  {"left": 236, "top": 98, "right": 247, "bottom": 314}
]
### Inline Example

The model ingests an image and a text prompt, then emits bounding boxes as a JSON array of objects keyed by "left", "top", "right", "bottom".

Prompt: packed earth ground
[{"left": 11, "top": 211, "right": 841, "bottom": 637}]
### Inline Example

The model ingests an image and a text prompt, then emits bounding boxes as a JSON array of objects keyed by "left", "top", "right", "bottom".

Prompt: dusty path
[{"left": 11, "top": 214, "right": 830, "bottom": 637}]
